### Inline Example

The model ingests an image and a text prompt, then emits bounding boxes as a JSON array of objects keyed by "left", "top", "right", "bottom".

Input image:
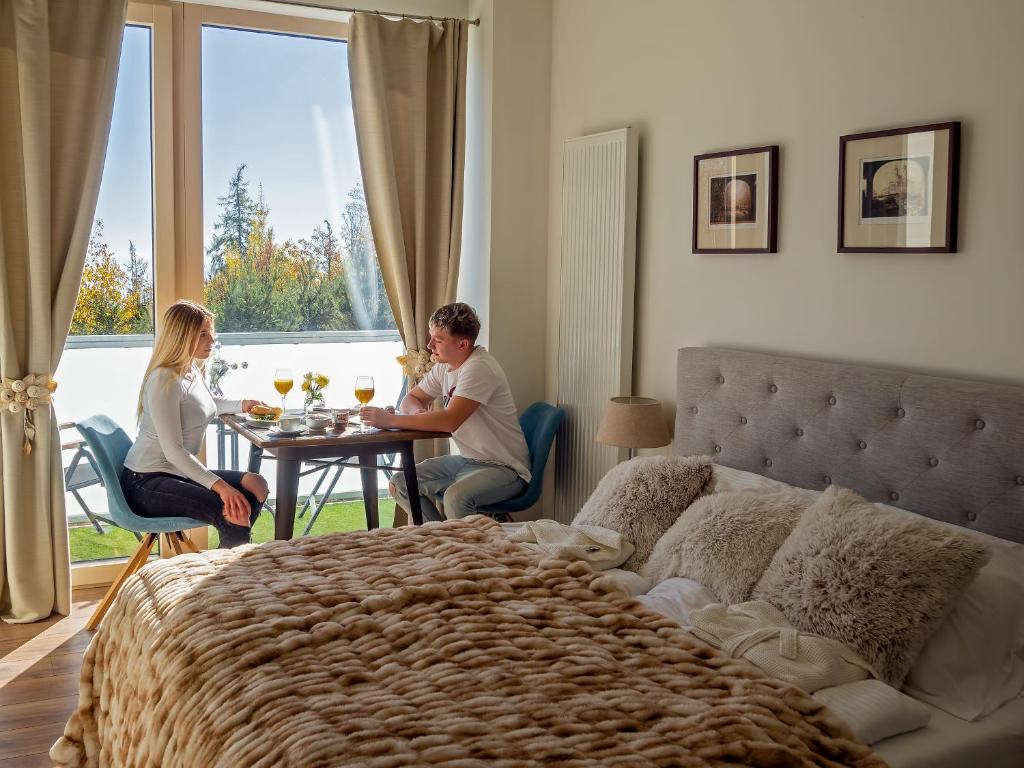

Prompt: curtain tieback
[
  {"left": 396, "top": 349, "right": 435, "bottom": 382},
  {"left": 1, "top": 374, "right": 58, "bottom": 455}
]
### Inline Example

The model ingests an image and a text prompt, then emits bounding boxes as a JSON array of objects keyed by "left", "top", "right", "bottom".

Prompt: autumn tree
[{"left": 71, "top": 221, "right": 153, "bottom": 335}]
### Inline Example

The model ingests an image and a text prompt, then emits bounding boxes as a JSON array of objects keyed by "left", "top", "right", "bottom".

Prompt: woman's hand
[
  {"left": 241, "top": 400, "right": 267, "bottom": 413},
  {"left": 212, "top": 479, "right": 251, "bottom": 526},
  {"left": 359, "top": 406, "right": 394, "bottom": 429}
]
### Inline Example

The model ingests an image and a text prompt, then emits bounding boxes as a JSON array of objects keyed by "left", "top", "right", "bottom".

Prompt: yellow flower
[
  {"left": 303, "top": 372, "right": 313, "bottom": 382},
  {"left": 301, "top": 381, "right": 310, "bottom": 392},
  {"left": 315, "top": 374, "right": 329, "bottom": 388}
]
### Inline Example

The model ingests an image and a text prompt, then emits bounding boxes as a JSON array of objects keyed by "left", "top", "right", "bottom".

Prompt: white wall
[
  {"left": 546, "top": 0, "right": 1024, "bottom": 448},
  {"left": 481, "top": 0, "right": 551, "bottom": 409}
]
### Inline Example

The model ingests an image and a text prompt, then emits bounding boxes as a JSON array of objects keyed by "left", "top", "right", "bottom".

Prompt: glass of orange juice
[
  {"left": 274, "top": 367, "right": 294, "bottom": 413},
  {"left": 354, "top": 375, "right": 374, "bottom": 432}
]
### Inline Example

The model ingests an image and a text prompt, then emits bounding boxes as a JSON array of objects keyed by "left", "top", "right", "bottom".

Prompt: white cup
[{"left": 279, "top": 414, "right": 302, "bottom": 431}]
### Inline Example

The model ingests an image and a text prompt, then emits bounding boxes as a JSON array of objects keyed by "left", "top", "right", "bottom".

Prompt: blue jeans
[{"left": 391, "top": 455, "right": 526, "bottom": 522}]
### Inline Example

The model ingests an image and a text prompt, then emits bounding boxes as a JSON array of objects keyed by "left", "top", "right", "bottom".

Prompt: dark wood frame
[
  {"left": 837, "top": 121, "right": 961, "bottom": 253},
  {"left": 692, "top": 144, "right": 779, "bottom": 254}
]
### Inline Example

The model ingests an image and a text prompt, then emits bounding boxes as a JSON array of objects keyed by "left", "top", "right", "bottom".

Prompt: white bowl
[{"left": 305, "top": 414, "right": 332, "bottom": 430}]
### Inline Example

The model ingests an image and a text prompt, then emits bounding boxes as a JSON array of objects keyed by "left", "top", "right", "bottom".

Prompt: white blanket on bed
[{"left": 508, "top": 519, "right": 634, "bottom": 570}]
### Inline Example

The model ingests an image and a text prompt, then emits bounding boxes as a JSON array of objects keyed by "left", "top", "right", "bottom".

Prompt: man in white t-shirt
[{"left": 360, "top": 303, "right": 530, "bottom": 523}]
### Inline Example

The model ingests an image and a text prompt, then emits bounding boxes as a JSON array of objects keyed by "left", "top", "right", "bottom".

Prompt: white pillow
[
  {"left": 813, "top": 680, "right": 931, "bottom": 744},
  {"left": 901, "top": 523, "right": 1024, "bottom": 721},
  {"left": 711, "top": 463, "right": 817, "bottom": 499},
  {"left": 635, "top": 577, "right": 718, "bottom": 626}
]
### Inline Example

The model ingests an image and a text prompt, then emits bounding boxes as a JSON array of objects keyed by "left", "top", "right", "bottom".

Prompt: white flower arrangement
[
  {"left": 396, "top": 348, "right": 434, "bottom": 381},
  {"left": 1, "top": 374, "right": 57, "bottom": 454}
]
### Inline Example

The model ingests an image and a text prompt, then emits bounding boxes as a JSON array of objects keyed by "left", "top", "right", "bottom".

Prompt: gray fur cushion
[
  {"left": 754, "top": 486, "right": 992, "bottom": 687},
  {"left": 572, "top": 456, "right": 713, "bottom": 572},
  {"left": 642, "top": 491, "right": 811, "bottom": 604}
]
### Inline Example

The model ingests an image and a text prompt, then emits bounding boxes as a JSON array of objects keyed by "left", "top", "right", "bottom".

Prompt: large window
[
  {"left": 57, "top": 23, "right": 155, "bottom": 564},
  {"left": 61, "top": 4, "right": 403, "bottom": 575}
]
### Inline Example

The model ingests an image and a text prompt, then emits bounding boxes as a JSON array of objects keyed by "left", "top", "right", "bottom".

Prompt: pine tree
[
  {"left": 206, "top": 164, "right": 257, "bottom": 278},
  {"left": 125, "top": 240, "right": 153, "bottom": 333}
]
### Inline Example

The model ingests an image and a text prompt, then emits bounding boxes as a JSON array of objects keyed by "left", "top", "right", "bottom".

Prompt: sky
[{"left": 94, "top": 23, "right": 362, "bottom": 276}]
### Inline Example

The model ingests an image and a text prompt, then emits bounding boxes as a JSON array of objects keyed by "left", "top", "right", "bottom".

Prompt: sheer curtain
[
  {"left": 348, "top": 12, "right": 468, "bottom": 382},
  {"left": 0, "top": 0, "right": 126, "bottom": 622}
]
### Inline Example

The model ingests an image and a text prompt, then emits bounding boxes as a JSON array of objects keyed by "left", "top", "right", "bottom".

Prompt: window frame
[{"left": 71, "top": 1, "right": 370, "bottom": 586}]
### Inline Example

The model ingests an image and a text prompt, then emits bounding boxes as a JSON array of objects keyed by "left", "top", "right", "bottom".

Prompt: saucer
[{"left": 268, "top": 425, "right": 306, "bottom": 438}]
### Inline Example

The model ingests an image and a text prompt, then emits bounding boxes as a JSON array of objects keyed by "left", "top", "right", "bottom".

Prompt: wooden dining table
[{"left": 220, "top": 413, "right": 449, "bottom": 539}]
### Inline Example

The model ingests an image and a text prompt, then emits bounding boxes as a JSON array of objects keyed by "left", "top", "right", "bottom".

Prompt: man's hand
[
  {"left": 241, "top": 400, "right": 268, "bottom": 413},
  {"left": 360, "top": 406, "right": 395, "bottom": 429}
]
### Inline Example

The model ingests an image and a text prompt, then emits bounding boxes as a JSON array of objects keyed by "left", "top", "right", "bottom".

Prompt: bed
[
  {"left": 51, "top": 347, "right": 1024, "bottom": 767},
  {"left": 672, "top": 347, "right": 1024, "bottom": 768}
]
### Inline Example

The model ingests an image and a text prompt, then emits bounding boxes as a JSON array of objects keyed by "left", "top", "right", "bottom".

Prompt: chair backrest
[
  {"left": 520, "top": 402, "right": 564, "bottom": 481},
  {"left": 482, "top": 402, "right": 564, "bottom": 513},
  {"left": 75, "top": 415, "right": 139, "bottom": 524}
]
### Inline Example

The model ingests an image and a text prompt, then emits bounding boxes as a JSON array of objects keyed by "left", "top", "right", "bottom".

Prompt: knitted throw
[{"left": 52, "top": 516, "right": 884, "bottom": 767}]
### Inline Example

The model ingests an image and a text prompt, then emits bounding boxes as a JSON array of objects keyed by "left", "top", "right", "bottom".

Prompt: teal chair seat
[
  {"left": 75, "top": 414, "right": 207, "bottom": 629},
  {"left": 76, "top": 415, "right": 209, "bottom": 533},
  {"left": 433, "top": 402, "right": 565, "bottom": 521}
]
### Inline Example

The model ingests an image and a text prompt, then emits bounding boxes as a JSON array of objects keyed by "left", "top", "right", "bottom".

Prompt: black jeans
[{"left": 121, "top": 468, "right": 262, "bottom": 548}]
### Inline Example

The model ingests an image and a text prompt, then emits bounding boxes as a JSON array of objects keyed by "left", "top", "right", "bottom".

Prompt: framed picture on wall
[
  {"left": 838, "top": 121, "right": 960, "bottom": 253},
  {"left": 692, "top": 145, "right": 779, "bottom": 254}
]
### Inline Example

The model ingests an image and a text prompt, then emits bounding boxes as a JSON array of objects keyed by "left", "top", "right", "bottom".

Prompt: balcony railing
[{"left": 65, "top": 329, "right": 402, "bottom": 350}]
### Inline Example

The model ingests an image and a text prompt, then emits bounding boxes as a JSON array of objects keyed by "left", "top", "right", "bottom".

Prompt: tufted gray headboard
[{"left": 673, "top": 347, "right": 1024, "bottom": 543}]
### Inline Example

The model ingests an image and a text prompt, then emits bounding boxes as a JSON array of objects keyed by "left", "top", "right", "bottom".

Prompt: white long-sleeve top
[{"left": 123, "top": 365, "right": 242, "bottom": 489}]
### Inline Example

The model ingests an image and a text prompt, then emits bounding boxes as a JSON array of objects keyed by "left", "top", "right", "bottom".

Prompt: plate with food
[{"left": 245, "top": 405, "right": 283, "bottom": 426}]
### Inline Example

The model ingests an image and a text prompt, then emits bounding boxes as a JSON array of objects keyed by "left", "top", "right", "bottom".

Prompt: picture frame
[
  {"left": 692, "top": 145, "right": 778, "bottom": 254},
  {"left": 838, "top": 121, "right": 960, "bottom": 253}
]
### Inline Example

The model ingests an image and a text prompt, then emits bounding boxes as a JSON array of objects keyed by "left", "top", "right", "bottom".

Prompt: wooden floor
[{"left": 0, "top": 587, "right": 105, "bottom": 767}]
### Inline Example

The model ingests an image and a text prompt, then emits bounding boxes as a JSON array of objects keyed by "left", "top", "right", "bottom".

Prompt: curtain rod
[{"left": 255, "top": 0, "right": 480, "bottom": 25}]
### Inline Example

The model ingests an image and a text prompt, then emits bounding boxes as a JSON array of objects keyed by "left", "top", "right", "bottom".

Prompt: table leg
[
  {"left": 247, "top": 444, "right": 263, "bottom": 474},
  {"left": 358, "top": 452, "right": 379, "bottom": 530},
  {"left": 230, "top": 432, "right": 239, "bottom": 471},
  {"left": 400, "top": 442, "right": 423, "bottom": 526},
  {"left": 274, "top": 457, "right": 300, "bottom": 540},
  {"left": 217, "top": 424, "right": 226, "bottom": 471}
]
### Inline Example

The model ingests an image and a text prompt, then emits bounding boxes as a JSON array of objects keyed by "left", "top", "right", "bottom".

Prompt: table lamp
[{"left": 595, "top": 396, "right": 671, "bottom": 459}]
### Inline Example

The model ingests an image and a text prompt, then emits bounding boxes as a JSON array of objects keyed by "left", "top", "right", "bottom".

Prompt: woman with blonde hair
[{"left": 121, "top": 300, "right": 269, "bottom": 547}]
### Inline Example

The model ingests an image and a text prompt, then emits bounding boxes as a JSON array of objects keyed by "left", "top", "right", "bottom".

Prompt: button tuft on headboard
[
  {"left": 828, "top": 395, "right": 837, "bottom": 406},
  {"left": 967, "top": 511, "right": 978, "bottom": 522},
  {"left": 975, "top": 419, "right": 986, "bottom": 430},
  {"left": 928, "top": 457, "right": 939, "bottom": 467},
  {"left": 896, "top": 407, "right": 906, "bottom": 417}
]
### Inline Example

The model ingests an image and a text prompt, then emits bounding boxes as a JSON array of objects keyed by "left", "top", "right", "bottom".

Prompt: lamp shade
[{"left": 595, "top": 396, "right": 671, "bottom": 449}]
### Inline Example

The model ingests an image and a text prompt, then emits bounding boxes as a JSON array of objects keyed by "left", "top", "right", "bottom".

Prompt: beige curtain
[
  {"left": 348, "top": 11, "right": 468, "bottom": 386},
  {"left": 0, "top": 0, "right": 126, "bottom": 622}
]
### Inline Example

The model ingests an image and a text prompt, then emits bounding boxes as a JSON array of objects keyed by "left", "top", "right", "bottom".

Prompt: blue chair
[
  {"left": 433, "top": 402, "right": 565, "bottom": 522},
  {"left": 76, "top": 415, "right": 208, "bottom": 630}
]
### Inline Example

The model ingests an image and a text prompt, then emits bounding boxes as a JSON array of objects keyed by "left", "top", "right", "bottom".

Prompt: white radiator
[{"left": 554, "top": 128, "right": 639, "bottom": 524}]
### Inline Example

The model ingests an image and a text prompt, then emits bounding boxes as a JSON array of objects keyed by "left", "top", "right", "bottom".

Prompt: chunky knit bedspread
[{"left": 52, "top": 516, "right": 884, "bottom": 767}]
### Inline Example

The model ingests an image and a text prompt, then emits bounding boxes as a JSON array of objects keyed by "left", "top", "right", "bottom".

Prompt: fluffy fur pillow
[
  {"left": 642, "top": 491, "right": 811, "bottom": 603},
  {"left": 572, "top": 455, "right": 713, "bottom": 572},
  {"left": 753, "top": 486, "right": 991, "bottom": 687}
]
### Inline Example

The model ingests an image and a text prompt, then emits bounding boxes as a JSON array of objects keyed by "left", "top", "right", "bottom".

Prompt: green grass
[{"left": 69, "top": 498, "right": 396, "bottom": 562}]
